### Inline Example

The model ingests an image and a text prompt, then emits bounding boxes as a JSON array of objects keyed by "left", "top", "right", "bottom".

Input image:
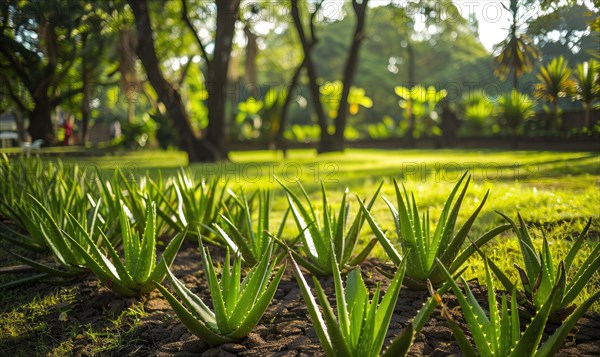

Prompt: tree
[
  {"left": 534, "top": 56, "right": 574, "bottom": 131},
  {"left": 128, "top": 0, "right": 239, "bottom": 161},
  {"left": 494, "top": 0, "right": 540, "bottom": 90},
  {"left": 572, "top": 59, "right": 600, "bottom": 130},
  {"left": 291, "top": 0, "right": 369, "bottom": 153},
  {"left": 129, "top": 0, "right": 212, "bottom": 161},
  {"left": 0, "top": 0, "right": 93, "bottom": 144},
  {"left": 527, "top": 3, "right": 598, "bottom": 64},
  {"left": 180, "top": 0, "right": 240, "bottom": 160}
]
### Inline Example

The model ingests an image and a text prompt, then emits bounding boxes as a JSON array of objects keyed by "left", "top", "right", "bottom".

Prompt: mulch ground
[{"left": 1, "top": 240, "right": 599, "bottom": 357}]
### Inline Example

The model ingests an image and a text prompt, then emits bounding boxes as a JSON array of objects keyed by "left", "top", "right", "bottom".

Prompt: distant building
[{"left": 0, "top": 111, "right": 18, "bottom": 132}]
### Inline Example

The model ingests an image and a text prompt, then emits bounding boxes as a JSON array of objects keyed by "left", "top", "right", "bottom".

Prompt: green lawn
[
  {"left": 54, "top": 148, "right": 599, "bottom": 226},
  {"left": 52, "top": 148, "right": 600, "bottom": 306}
]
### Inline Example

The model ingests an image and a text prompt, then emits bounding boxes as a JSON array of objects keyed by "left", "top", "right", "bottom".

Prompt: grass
[
  {"left": 0, "top": 283, "right": 147, "bottom": 356},
  {"left": 1, "top": 148, "right": 598, "bottom": 352}
]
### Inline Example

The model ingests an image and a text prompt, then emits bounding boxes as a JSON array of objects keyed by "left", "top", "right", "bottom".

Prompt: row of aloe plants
[{"left": 0, "top": 156, "right": 598, "bottom": 355}]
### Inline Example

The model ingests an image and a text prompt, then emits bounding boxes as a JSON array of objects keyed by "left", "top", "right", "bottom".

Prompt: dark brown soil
[{"left": 1, "top": 241, "right": 599, "bottom": 357}]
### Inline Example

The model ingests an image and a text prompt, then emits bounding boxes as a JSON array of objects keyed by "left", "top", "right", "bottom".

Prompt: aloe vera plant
[
  {"left": 94, "top": 168, "right": 172, "bottom": 237},
  {"left": 159, "top": 168, "right": 229, "bottom": 245},
  {"left": 2, "top": 193, "right": 99, "bottom": 282},
  {"left": 290, "top": 246, "right": 460, "bottom": 357},
  {"left": 66, "top": 201, "right": 187, "bottom": 296},
  {"left": 210, "top": 189, "right": 290, "bottom": 265},
  {"left": 481, "top": 214, "right": 600, "bottom": 320},
  {"left": 0, "top": 158, "right": 94, "bottom": 252},
  {"left": 359, "top": 173, "right": 510, "bottom": 289},
  {"left": 279, "top": 179, "right": 382, "bottom": 276},
  {"left": 433, "top": 257, "right": 600, "bottom": 357},
  {"left": 155, "top": 238, "right": 285, "bottom": 345}
]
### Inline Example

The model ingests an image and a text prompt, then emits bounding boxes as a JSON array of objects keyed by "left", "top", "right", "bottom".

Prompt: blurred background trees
[{"left": 0, "top": 0, "right": 598, "bottom": 160}]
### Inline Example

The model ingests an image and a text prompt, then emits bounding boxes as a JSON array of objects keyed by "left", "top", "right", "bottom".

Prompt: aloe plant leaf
[
  {"left": 439, "top": 188, "right": 489, "bottom": 270},
  {"left": 345, "top": 266, "right": 368, "bottom": 350},
  {"left": 6, "top": 250, "right": 82, "bottom": 277},
  {"left": 509, "top": 264, "right": 565, "bottom": 357},
  {"left": 312, "top": 275, "right": 353, "bottom": 356},
  {"left": 448, "top": 224, "right": 511, "bottom": 274},
  {"left": 229, "top": 242, "right": 276, "bottom": 325},
  {"left": 373, "top": 258, "right": 406, "bottom": 353},
  {"left": 562, "top": 242, "right": 600, "bottom": 308},
  {"left": 430, "top": 280, "right": 478, "bottom": 357},
  {"left": 381, "top": 324, "right": 414, "bottom": 357},
  {"left": 133, "top": 202, "right": 157, "bottom": 283},
  {"left": 155, "top": 282, "right": 233, "bottom": 346},
  {"left": 232, "top": 265, "right": 285, "bottom": 339},
  {"left": 436, "top": 258, "right": 493, "bottom": 356},
  {"left": 164, "top": 265, "right": 216, "bottom": 325},
  {"left": 199, "top": 243, "right": 232, "bottom": 334},
  {"left": 289, "top": 253, "right": 334, "bottom": 356},
  {"left": 357, "top": 195, "right": 402, "bottom": 265},
  {"left": 563, "top": 218, "right": 592, "bottom": 272},
  {"left": 535, "top": 289, "right": 600, "bottom": 357},
  {"left": 471, "top": 241, "right": 519, "bottom": 296},
  {"left": 149, "top": 229, "right": 187, "bottom": 283},
  {"left": 331, "top": 250, "right": 350, "bottom": 337}
]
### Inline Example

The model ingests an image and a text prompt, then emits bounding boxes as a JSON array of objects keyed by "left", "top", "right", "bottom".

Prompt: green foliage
[
  {"left": 460, "top": 91, "right": 496, "bottom": 136},
  {"left": 320, "top": 81, "right": 373, "bottom": 120},
  {"left": 155, "top": 240, "right": 285, "bottom": 345},
  {"left": 289, "top": 251, "right": 409, "bottom": 357},
  {"left": 233, "top": 87, "right": 287, "bottom": 142},
  {"left": 534, "top": 56, "right": 575, "bottom": 106},
  {"left": 359, "top": 173, "right": 510, "bottom": 289},
  {"left": 94, "top": 168, "right": 171, "bottom": 238},
  {"left": 395, "top": 85, "right": 447, "bottom": 138},
  {"left": 278, "top": 179, "right": 382, "bottom": 276},
  {"left": 211, "top": 189, "right": 289, "bottom": 266},
  {"left": 496, "top": 90, "right": 536, "bottom": 134},
  {"left": 67, "top": 202, "right": 186, "bottom": 297},
  {"left": 117, "top": 115, "right": 157, "bottom": 149},
  {"left": 434, "top": 257, "right": 600, "bottom": 357},
  {"left": 573, "top": 59, "right": 600, "bottom": 103},
  {"left": 3, "top": 193, "right": 94, "bottom": 281},
  {"left": 481, "top": 214, "right": 600, "bottom": 320},
  {"left": 284, "top": 125, "right": 321, "bottom": 143}
]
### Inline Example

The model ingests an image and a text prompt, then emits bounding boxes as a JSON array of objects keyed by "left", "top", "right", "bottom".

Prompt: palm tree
[
  {"left": 494, "top": 0, "right": 539, "bottom": 90},
  {"left": 572, "top": 60, "right": 600, "bottom": 130},
  {"left": 534, "top": 56, "right": 575, "bottom": 131}
]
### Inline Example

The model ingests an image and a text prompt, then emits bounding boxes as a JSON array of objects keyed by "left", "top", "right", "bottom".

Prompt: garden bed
[{"left": 2, "top": 241, "right": 599, "bottom": 357}]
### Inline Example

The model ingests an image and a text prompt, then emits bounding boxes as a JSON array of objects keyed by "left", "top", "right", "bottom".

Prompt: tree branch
[
  {"left": 309, "top": 0, "right": 324, "bottom": 43},
  {"left": 177, "top": 58, "right": 192, "bottom": 89},
  {"left": 0, "top": 38, "right": 33, "bottom": 87},
  {"left": 181, "top": 0, "right": 211, "bottom": 67},
  {"left": 0, "top": 71, "right": 30, "bottom": 113}
]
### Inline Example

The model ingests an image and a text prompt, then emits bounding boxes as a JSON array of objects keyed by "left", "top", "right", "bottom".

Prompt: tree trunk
[
  {"left": 243, "top": 25, "right": 258, "bottom": 98},
  {"left": 275, "top": 57, "right": 306, "bottom": 156},
  {"left": 28, "top": 94, "right": 55, "bottom": 145},
  {"left": 118, "top": 28, "right": 139, "bottom": 123},
  {"left": 583, "top": 102, "right": 591, "bottom": 131},
  {"left": 128, "top": 0, "right": 219, "bottom": 162},
  {"left": 205, "top": 0, "right": 240, "bottom": 160},
  {"left": 326, "top": 0, "right": 369, "bottom": 153},
  {"left": 290, "top": 0, "right": 329, "bottom": 153},
  {"left": 81, "top": 57, "right": 91, "bottom": 144},
  {"left": 405, "top": 41, "right": 416, "bottom": 145}
]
